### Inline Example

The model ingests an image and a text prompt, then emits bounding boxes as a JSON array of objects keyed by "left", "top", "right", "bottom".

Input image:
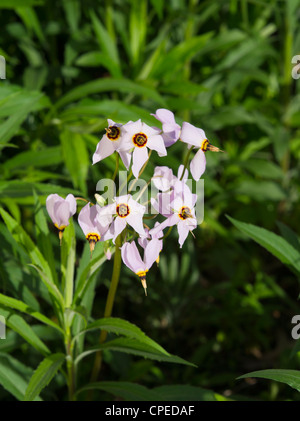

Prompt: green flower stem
[
  {"left": 89, "top": 234, "right": 123, "bottom": 386},
  {"left": 180, "top": 146, "right": 193, "bottom": 180},
  {"left": 112, "top": 153, "right": 120, "bottom": 182},
  {"left": 65, "top": 331, "right": 76, "bottom": 401}
]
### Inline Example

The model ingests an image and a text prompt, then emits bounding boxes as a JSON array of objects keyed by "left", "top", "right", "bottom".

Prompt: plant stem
[
  {"left": 66, "top": 331, "right": 76, "bottom": 401},
  {"left": 112, "top": 153, "right": 119, "bottom": 182},
  {"left": 89, "top": 234, "right": 123, "bottom": 385},
  {"left": 180, "top": 147, "right": 193, "bottom": 180}
]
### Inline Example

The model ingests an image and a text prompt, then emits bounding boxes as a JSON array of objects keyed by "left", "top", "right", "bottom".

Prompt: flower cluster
[{"left": 46, "top": 109, "right": 222, "bottom": 294}]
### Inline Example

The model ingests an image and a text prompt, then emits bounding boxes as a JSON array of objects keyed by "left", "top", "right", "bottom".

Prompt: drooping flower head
[
  {"left": 180, "top": 122, "right": 221, "bottom": 181},
  {"left": 97, "top": 194, "right": 146, "bottom": 242},
  {"left": 122, "top": 119, "right": 167, "bottom": 178},
  {"left": 78, "top": 202, "right": 112, "bottom": 254},
  {"left": 121, "top": 239, "right": 161, "bottom": 295},
  {"left": 92, "top": 119, "right": 131, "bottom": 169},
  {"left": 151, "top": 108, "right": 181, "bottom": 147},
  {"left": 46, "top": 194, "right": 77, "bottom": 243}
]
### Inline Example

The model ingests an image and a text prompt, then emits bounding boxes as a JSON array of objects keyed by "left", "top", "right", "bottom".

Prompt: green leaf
[
  {"left": 24, "top": 353, "right": 65, "bottom": 401},
  {"left": 0, "top": 208, "right": 64, "bottom": 309},
  {"left": 0, "top": 293, "right": 63, "bottom": 334},
  {"left": 0, "top": 0, "right": 43, "bottom": 8},
  {"left": 75, "top": 337, "right": 195, "bottom": 367},
  {"left": 0, "top": 352, "right": 41, "bottom": 401},
  {"left": 74, "top": 317, "right": 169, "bottom": 355},
  {"left": 76, "top": 381, "right": 162, "bottom": 401},
  {"left": 55, "top": 78, "right": 166, "bottom": 109},
  {"left": 227, "top": 215, "right": 300, "bottom": 276},
  {"left": 2, "top": 146, "right": 62, "bottom": 171},
  {"left": 238, "top": 369, "right": 300, "bottom": 392},
  {"left": 0, "top": 306, "right": 50, "bottom": 355},
  {"left": 90, "top": 10, "right": 121, "bottom": 78},
  {"left": 60, "top": 131, "right": 89, "bottom": 195},
  {"left": 153, "top": 385, "right": 223, "bottom": 401}
]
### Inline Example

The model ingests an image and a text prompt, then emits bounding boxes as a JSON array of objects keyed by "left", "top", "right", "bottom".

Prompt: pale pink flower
[
  {"left": 97, "top": 194, "right": 146, "bottom": 242},
  {"left": 46, "top": 193, "right": 76, "bottom": 235},
  {"left": 122, "top": 119, "right": 167, "bottom": 178},
  {"left": 92, "top": 119, "right": 131, "bottom": 169},
  {"left": 121, "top": 240, "right": 160, "bottom": 295},
  {"left": 180, "top": 122, "right": 221, "bottom": 181},
  {"left": 78, "top": 202, "right": 112, "bottom": 253}
]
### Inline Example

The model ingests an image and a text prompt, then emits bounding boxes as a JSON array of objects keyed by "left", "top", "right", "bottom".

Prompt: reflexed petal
[
  {"left": 180, "top": 122, "right": 206, "bottom": 148},
  {"left": 132, "top": 146, "right": 149, "bottom": 178},
  {"left": 55, "top": 201, "right": 70, "bottom": 228},
  {"left": 121, "top": 241, "right": 145, "bottom": 273},
  {"left": 65, "top": 194, "right": 77, "bottom": 216},
  {"left": 46, "top": 194, "right": 61, "bottom": 224},
  {"left": 118, "top": 150, "right": 132, "bottom": 169},
  {"left": 190, "top": 149, "right": 206, "bottom": 181},
  {"left": 92, "top": 136, "right": 115, "bottom": 164},
  {"left": 177, "top": 220, "right": 190, "bottom": 248},
  {"left": 151, "top": 192, "right": 173, "bottom": 217},
  {"left": 78, "top": 203, "right": 99, "bottom": 236},
  {"left": 126, "top": 213, "right": 146, "bottom": 237},
  {"left": 144, "top": 238, "right": 161, "bottom": 269},
  {"left": 122, "top": 119, "right": 142, "bottom": 136},
  {"left": 152, "top": 166, "right": 174, "bottom": 192},
  {"left": 152, "top": 108, "right": 176, "bottom": 124},
  {"left": 147, "top": 135, "right": 167, "bottom": 156},
  {"left": 150, "top": 213, "right": 179, "bottom": 236},
  {"left": 112, "top": 217, "right": 127, "bottom": 241},
  {"left": 141, "top": 122, "right": 161, "bottom": 137}
]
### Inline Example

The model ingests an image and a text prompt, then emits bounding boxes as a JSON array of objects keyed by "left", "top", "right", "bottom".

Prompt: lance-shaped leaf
[{"left": 24, "top": 353, "right": 65, "bottom": 401}]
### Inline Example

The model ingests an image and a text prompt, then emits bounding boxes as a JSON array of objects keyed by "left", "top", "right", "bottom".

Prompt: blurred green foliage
[{"left": 1, "top": 0, "right": 300, "bottom": 401}]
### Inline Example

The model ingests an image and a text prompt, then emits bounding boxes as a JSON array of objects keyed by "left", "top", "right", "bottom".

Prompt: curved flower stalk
[
  {"left": 46, "top": 194, "right": 77, "bottom": 243},
  {"left": 78, "top": 202, "right": 112, "bottom": 254},
  {"left": 122, "top": 119, "right": 167, "bottom": 178},
  {"left": 92, "top": 119, "right": 132, "bottom": 169},
  {"left": 97, "top": 194, "right": 146, "bottom": 242},
  {"left": 121, "top": 239, "right": 161, "bottom": 295},
  {"left": 180, "top": 122, "right": 222, "bottom": 181},
  {"left": 151, "top": 108, "right": 181, "bottom": 147}
]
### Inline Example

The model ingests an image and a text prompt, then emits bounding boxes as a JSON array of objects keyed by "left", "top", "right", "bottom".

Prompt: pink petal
[
  {"left": 54, "top": 201, "right": 70, "bottom": 228},
  {"left": 144, "top": 238, "right": 161, "bottom": 269},
  {"left": 118, "top": 150, "right": 132, "bottom": 169},
  {"left": 177, "top": 220, "right": 190, "bottom": 248},
  {"left": 112, "top": 217, "right": 127, "bottom": 242},
  {"left": 180, "top": 122, "right": 206, "bottom": 148},
  {"left": 65, "top": 194, "right": 77, "bottom": 216},
  {"left": 190, "top": 149, "right": 206, "bottom": 181},
  {"left": 46, "top": 194, "right": 61, "bottom": 224},
  {"left": 126, "top": 213, "right": 146, "bottom": 237},
  {"left": 121, "top": 241, "right": 145, "bottom": 273},
  {"left": 147, "top": 135, "right": 167, "bottom": 156},
  {"left": 132, "top": 146, "right": 149, "bottom": 178},
  {"left": 92, "top": 135, "right": 115, "bottom": 164}
]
